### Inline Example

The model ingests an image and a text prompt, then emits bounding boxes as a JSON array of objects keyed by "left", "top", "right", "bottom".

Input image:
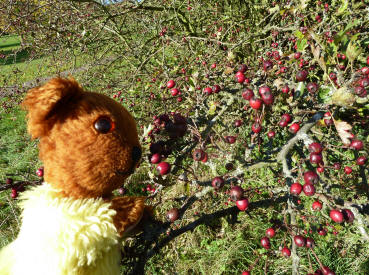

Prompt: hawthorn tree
[{"left": 1, "top": 0, "right": 369, "bottom": 274}]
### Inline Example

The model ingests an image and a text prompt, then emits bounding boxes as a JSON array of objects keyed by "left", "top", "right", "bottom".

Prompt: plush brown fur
[{"left": 21, "top": 77, "right": 147, "bottom": 235}]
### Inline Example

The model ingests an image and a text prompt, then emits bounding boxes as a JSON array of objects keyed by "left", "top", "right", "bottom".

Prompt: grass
[
  {"left": 0, "top": 35, "right": 92, "bottom": 88},
  {"left": 0, "top": 35, "right": 21, "bottom": 51},
  {"left": 0, "top": 104, "right": 40, "bottom": 180},
  {"left": 0, "top": 104, "right": 40, "bottom": 247}
]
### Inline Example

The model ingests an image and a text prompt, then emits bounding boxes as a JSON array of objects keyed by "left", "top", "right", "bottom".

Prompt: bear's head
[{"left": 21, "top": 77, "right": 142, "bottom": 199}]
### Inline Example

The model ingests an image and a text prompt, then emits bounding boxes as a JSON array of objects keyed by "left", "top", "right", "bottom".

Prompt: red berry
[
  {"left": 150, "top": 153, "right": 162, "bottom": 164},
  {"left": 294, "top": 235, "right": 306, "bottom": 247},
  {"left": 266, "top": 228, "right": 276, "bottom": 238},
  {"left": 236, "top": 198, "right": 249, "bottom": 211},
  {"left": 330, "top": 209, "right": 344, "bottom": 223},
  {"left": 258, "top": 85, "right": 271, "bottom": 96},
  {"left": 211, "top": 177, "right": 225, "bottom": 190},
  {"left": 236, "top": 73, "right": 246, "bottom": 83},
  {"left": 229, "top": 186, "right": 244, "bottom": 201},
  {"left": 203, "top": 87, "right": 213, "bottom": 95},
  {"left": 296, "top": 70, "right": 308, "bottom": 82},
  {"left": 318, "top": 227, "right": 327, "bottom": 236},
  {"left": 156, "top": 162, "right": 171, "bottom": 175},
  {"left": 290, "top": 182, "right": 303, "bottom": 195},
  {"left": 356, "top": 156, "right": 367, "bottom": 166},
  {"left": 260, "top": 236, "right": 271, "bottom": 249},
  {"left": 281, "top": 85, "right": 290, "bottom": 94},
  {"left": 167, "top": 208, "right": 179, "bottom": 222},
  {"left": 309, "top": 142, "right": 323, "bottom": 154},
  {"left": 225, "top": 136, "right": 237, "bottom": 144},
  {"left": 354, "top": 86, "right": 366, "bottom": 96},
  {"left": 294, "top": 52, "right": 301, "bottom": 59},
  {"left": 281, "top": 113, "right": 292, "bottom": 123},
  {"left": 249, "top": 97, "right": 263, "bottom": 109},
  {"left": 167, "top": 80, "right": 175, "bottom": 88},
  {"left": 307, "top": 82, "right": 319, "bottom": 93},
  {"left": 192, "top": 149, "right": 205, "bottom": 161},
  {"left": 251, "top": 122, "right": 262, "bottom": 134},
  {"left": 234, "top": 120, "right": 243, "bottom": 127},
  {"left": 263, "top": 60, "right": 273, "bottom": 71},
  {"left": 310, "top": 152, "right": 322, "bottom": 165},
  {"left": 11, "top": 189, "right": 18, "bottom": 199},
  {"left": 342, "top": 208, "right": 355, "bottom": 223},
  {"left": 171, "top": 88, "right": 180, "bottom": 96},
  {"left": 312, "top": 200, "right": 323, "bottom": 211},
  {"left": 361, "top": 66, "right": 369, "bottom": 75},
  {"left": 333, "top": 162, "right": 341, "bottom": 170},
  {"left": 241, "top": 271, "right": 251, "bottom": 275},
  {"left": 289, "top": 123, "right": 300, "bottom": 134},
  {"left": 344, "top": 166, "right": 352, "bottom": 174},
  {"left": 198, "top": 152, "right": 206, "bottom": 163},
  {"left": 6, "top": 178, "right": 13, "bottom": 185},
  {"left": 281, "top": 247, "right": 291, "bottom": 257},
  {"left": 260, "top": 90, "right": 274, "bottom": 105},
  {"left": 304, "top": 171, "right": 319, "bottom": 185},
  {"left": 235, "top": 71, "right": 244, "bottom": 77},
  {"left": 322, "top": 266, "right": 336, "bottom": 275},
  {"left": 36, "top": 167, "right": 44, "bottom": 177},
  {"left": 359, "top": 77, "right": 369, "bottom": 88},
  {"left": 329, "top": 72, "right": 337, "bottom": 81},
  {"left": 242, "top": 89, "right": 254, "bottom": 100},
  {"left": 317, "top": 167, "right": 324, "bottom": 173},
  {"left": 306, "top": 237, "right": 315, "bottom": 248},
  {"left": 350, "top": 140, "right": 364, "bottom": 150},
  {"left": 211, "top": 63, "right": 216, "bottom": 69},
  {"left": 303, "top": 183, "right": 316, "bottom": 196},
  {"left": 267, "top": 131, "right": 275, "bottom": 138},
  {"left": 212, "top": 85, "right": 221, "bottom": 93},
  {"left": 238, "top": 64, "right": 248, "bottom": 73}
]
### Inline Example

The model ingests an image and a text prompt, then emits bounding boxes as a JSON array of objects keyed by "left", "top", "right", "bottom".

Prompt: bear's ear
[{"left": 21, "top": 77, "right": 84, "bottom": 139}]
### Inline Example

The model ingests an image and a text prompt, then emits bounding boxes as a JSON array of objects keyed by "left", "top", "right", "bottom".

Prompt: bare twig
[
  {"left": 277, "top": 113, "right": 323, "bottom": 182},
  {"left": 0, "top": 180, "right": 42, "bottom": 192}
]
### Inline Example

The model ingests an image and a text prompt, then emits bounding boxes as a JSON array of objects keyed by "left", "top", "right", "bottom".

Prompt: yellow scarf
[{"left": 0, "top": 183, "right": 121, "bottom": 275}]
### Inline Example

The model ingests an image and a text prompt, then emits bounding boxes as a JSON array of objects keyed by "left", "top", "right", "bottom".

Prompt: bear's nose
[{"left": 132, "top": 146, "right": 142, "bottom": 163}]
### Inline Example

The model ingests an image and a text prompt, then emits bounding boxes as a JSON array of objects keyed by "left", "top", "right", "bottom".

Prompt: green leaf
[
  {"left": 334, "top": 19, "right": 359, "bottom": 45},
  {"left": 208, "top": 101, "right": 217, "bottom": 115},
  {"left": 337, "top": 0, "right": 348, "bottom": 15},
  {"left": 318, "top": 88, "right": 332, "bottom": 103},
  {"left": 358, "top": 104, "right": 369, "bottom": 117},
  {"left": 346, "top": 40, "right": 362, "bottom": 62},
  {"left": 294, "top": 30, "right": 304, "bottom": 39},
  {"left": 296, "top": 38, "right": 308, "bottom": 52}
]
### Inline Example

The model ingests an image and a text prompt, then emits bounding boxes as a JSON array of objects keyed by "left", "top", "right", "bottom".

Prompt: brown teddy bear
[{"left": 0, "top": 77, "right": 149, "bottom": 275}]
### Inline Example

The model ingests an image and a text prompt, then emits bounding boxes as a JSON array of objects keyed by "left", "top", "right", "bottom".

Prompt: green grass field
[{"left": 0, "top": 35, "right": 91, "bottom": 88}]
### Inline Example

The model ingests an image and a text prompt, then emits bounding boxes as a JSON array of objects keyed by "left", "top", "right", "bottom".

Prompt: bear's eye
[{"left": 94, "top": 117, "right": 115, "bottom": 134}]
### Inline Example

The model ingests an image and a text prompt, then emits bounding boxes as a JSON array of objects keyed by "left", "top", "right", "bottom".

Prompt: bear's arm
[{"left": 109, "top": 196, "right": 149, "bottom": 236}]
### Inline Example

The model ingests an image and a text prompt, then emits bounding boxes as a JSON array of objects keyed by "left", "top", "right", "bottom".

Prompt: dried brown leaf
[
  {"left": 224, "top": 66, "right": 234, "bottom": 75},
  {"left": 273, "top": 78, "right": 284, "bottom": 89},
  {"left": 334, "top": 120, "right": 353, "bottom": 145}
]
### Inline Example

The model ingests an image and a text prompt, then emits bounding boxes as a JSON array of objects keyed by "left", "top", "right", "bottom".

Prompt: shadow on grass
[
  {"left": 0, "top": 48, "right": 30, "bottom": 65},
  {"left": 121, "top": 193, "right": 289, "bottom": 275},
  {"left": 0, "top": 42, "right": 21, "bottom": 49}
]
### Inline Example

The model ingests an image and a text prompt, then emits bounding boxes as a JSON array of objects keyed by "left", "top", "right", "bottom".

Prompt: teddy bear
[{"left": 0, "top": 77, "right": 149, "bottom": 275}]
